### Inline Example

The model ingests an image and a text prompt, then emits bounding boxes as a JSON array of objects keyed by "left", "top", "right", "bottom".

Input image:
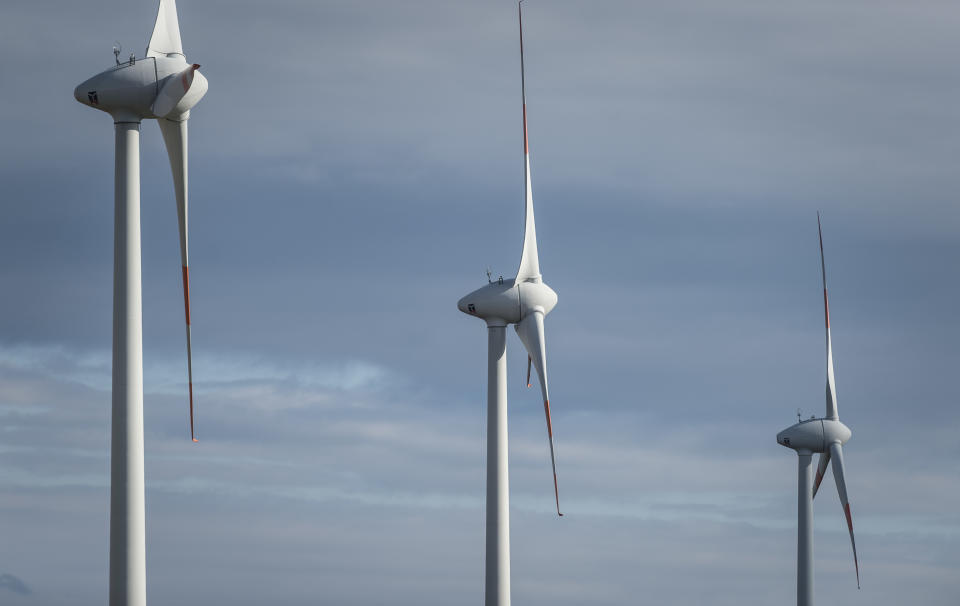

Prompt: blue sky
[{"left": 1, "top": 0, "right": 959, "bottom": 604}]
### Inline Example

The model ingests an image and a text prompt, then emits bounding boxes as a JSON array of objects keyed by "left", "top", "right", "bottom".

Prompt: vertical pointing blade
[
  {"left": 147, "top": 0, "right": 184, "bottom": 58},
  {"left": 515, "top": 311, "right": 562, "bottom": 516},
  {"left": 159, "top": 117, "right": 197, "bottom": 442},
  {"left": 183, "top": 266, "right": 197, "bottom": 442},
  {"left": 830, "top": 442, "right": 860, "bottom": 588},
  {"left": 515, "top": 1, "right": 541, "bottom": 285},
  {"left": 818, "top": 213, "right": 839, "bottom": 421},
  {"left": 543, "top": 398, "right": 562, "bottom": 516}
]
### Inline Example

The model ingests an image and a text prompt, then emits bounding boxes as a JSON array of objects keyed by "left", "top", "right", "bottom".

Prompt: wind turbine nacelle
[
  {"left": 777, "top": 418, "right": 851, "bottom": 453},
  {"left": 459, "top": 279, "right": 521, "bottom": 324},
  {"left": 458, "top": 279, "right": 557, "bottom": 325},
  {"left": 74, "top": 56, "right": 205, "bottom": 121}
]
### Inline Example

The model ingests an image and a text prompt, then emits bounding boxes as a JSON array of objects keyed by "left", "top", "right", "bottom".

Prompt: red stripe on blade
[
  {"left": 543, "top": 398, "right": 562, "bottom": 517},
  {"left": 181, "top": 265, "right": 191, "bottom": 325},
  {"left": 543, "top": 399, "right": 554, "bottom": 438},
  {"left": 523, "top": 104, "right": 529, "bottom": 154},
  {"left": 844, "top": 503, "right": 860, "bottom": 588}
]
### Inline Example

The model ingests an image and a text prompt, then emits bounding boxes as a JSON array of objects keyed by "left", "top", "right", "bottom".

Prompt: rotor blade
[
  {"left": 818, "top": 213, "right": 839, "bottom": 420},
  {"left": 812, "top": 450, "right": 831, "bottom": 498},
  {"left": 515, "top": 311, "right": 562, "bottom": 516},
  {"left": 526, "top": 355, "right": 532, "bottom": 388},
  {"left": 515, "top": 1, "right": 541, "bottom": 285},
  {"left": 152, "top": 64, "right": 200, "bottom": 118},
  {"left": 147, "top": 0, "right": 184, "bottom": 58},
  {"left": 158, "top": 117, "right": 198, "bottom": 443},
  {"left": 829, "top": 442, "right": 860, "bottom": 588}
]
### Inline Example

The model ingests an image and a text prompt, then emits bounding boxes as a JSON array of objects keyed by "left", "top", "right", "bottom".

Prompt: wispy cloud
[
  {"left": 0, "top": 342, "right": 394, "bottom": 402},
  {"left": 0, "top": 573, "right": 31, "bottom": 596}
]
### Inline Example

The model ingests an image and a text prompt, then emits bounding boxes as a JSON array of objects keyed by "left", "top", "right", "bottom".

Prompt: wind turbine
[
  {"left": 73, "top": 1, "right": 207, "bottom": 604},
  {"left": 457, "top": 3, "right": 561, "bottom": 605},
  {"left": 776, "top": 215, "right": 860, "bottom": 606}
]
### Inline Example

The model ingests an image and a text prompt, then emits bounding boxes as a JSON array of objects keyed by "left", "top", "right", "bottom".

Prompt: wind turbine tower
[
  {"left": 457, "top": 4, "right": 562, "bottom": 605},
  {"left": 776, "top": 215, "right": 861, "bottom": 606},
  {"left": 73, "top": 1, "right": 207, "bottom": 604}
]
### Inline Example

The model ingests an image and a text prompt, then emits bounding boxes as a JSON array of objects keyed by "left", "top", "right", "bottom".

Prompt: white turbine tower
[
  {"left": 73, "top": 1, "right": 207, "bottom": 604},
  {"left": 457, "top": 4, "right": 561, "bottom": 605},
  {"left": 777, "top": 215, "right": 860, "bottom": 606}
]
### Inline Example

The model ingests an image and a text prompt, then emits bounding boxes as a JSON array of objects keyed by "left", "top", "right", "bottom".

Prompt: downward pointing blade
[
  {"left": 829, "top": 442, "right": 860, "bottom": 588},
  {"left": 158, "top": 117, "right": 198, "bottom": 442},
  {"left": 147, "top": 0, "right": 184, "bottom": 58},
  {"left": 818, "top": 213, "right": 839, "bottom": 421},
  {"left": 515, "top": 311, "right": 562, "bottom": 516},
  {"left": 812, "top": 450, "right": 831, "bottom": 498},
  {"left": 515, "top": 1, "right": 541, "bottom": 285}
]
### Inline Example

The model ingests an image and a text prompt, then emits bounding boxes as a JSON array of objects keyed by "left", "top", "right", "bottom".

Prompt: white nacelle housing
[
  {"left": 75, "top": 59, "right": 159, "bottom": 120},
  {"left": 74, "top": 55, "right": 204, "bottom": 121},
  {"left": 458, "top": 279, "right": 522, "bottom": 325},
  {"left": 777, "top": 418, "right": 851, "bottom": 453},
  {"left": 458, "top": 279, "right": 557, "bottom": 326}
]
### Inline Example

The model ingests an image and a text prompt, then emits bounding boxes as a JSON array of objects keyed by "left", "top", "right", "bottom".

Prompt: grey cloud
[{"left": 0, "top": 573, "right": 31, "bottom": 595}]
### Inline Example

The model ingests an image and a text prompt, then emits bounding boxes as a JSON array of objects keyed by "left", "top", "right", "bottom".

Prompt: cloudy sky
[{"left": 1, "top": 0, "right": 959, "bottom": 604}]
